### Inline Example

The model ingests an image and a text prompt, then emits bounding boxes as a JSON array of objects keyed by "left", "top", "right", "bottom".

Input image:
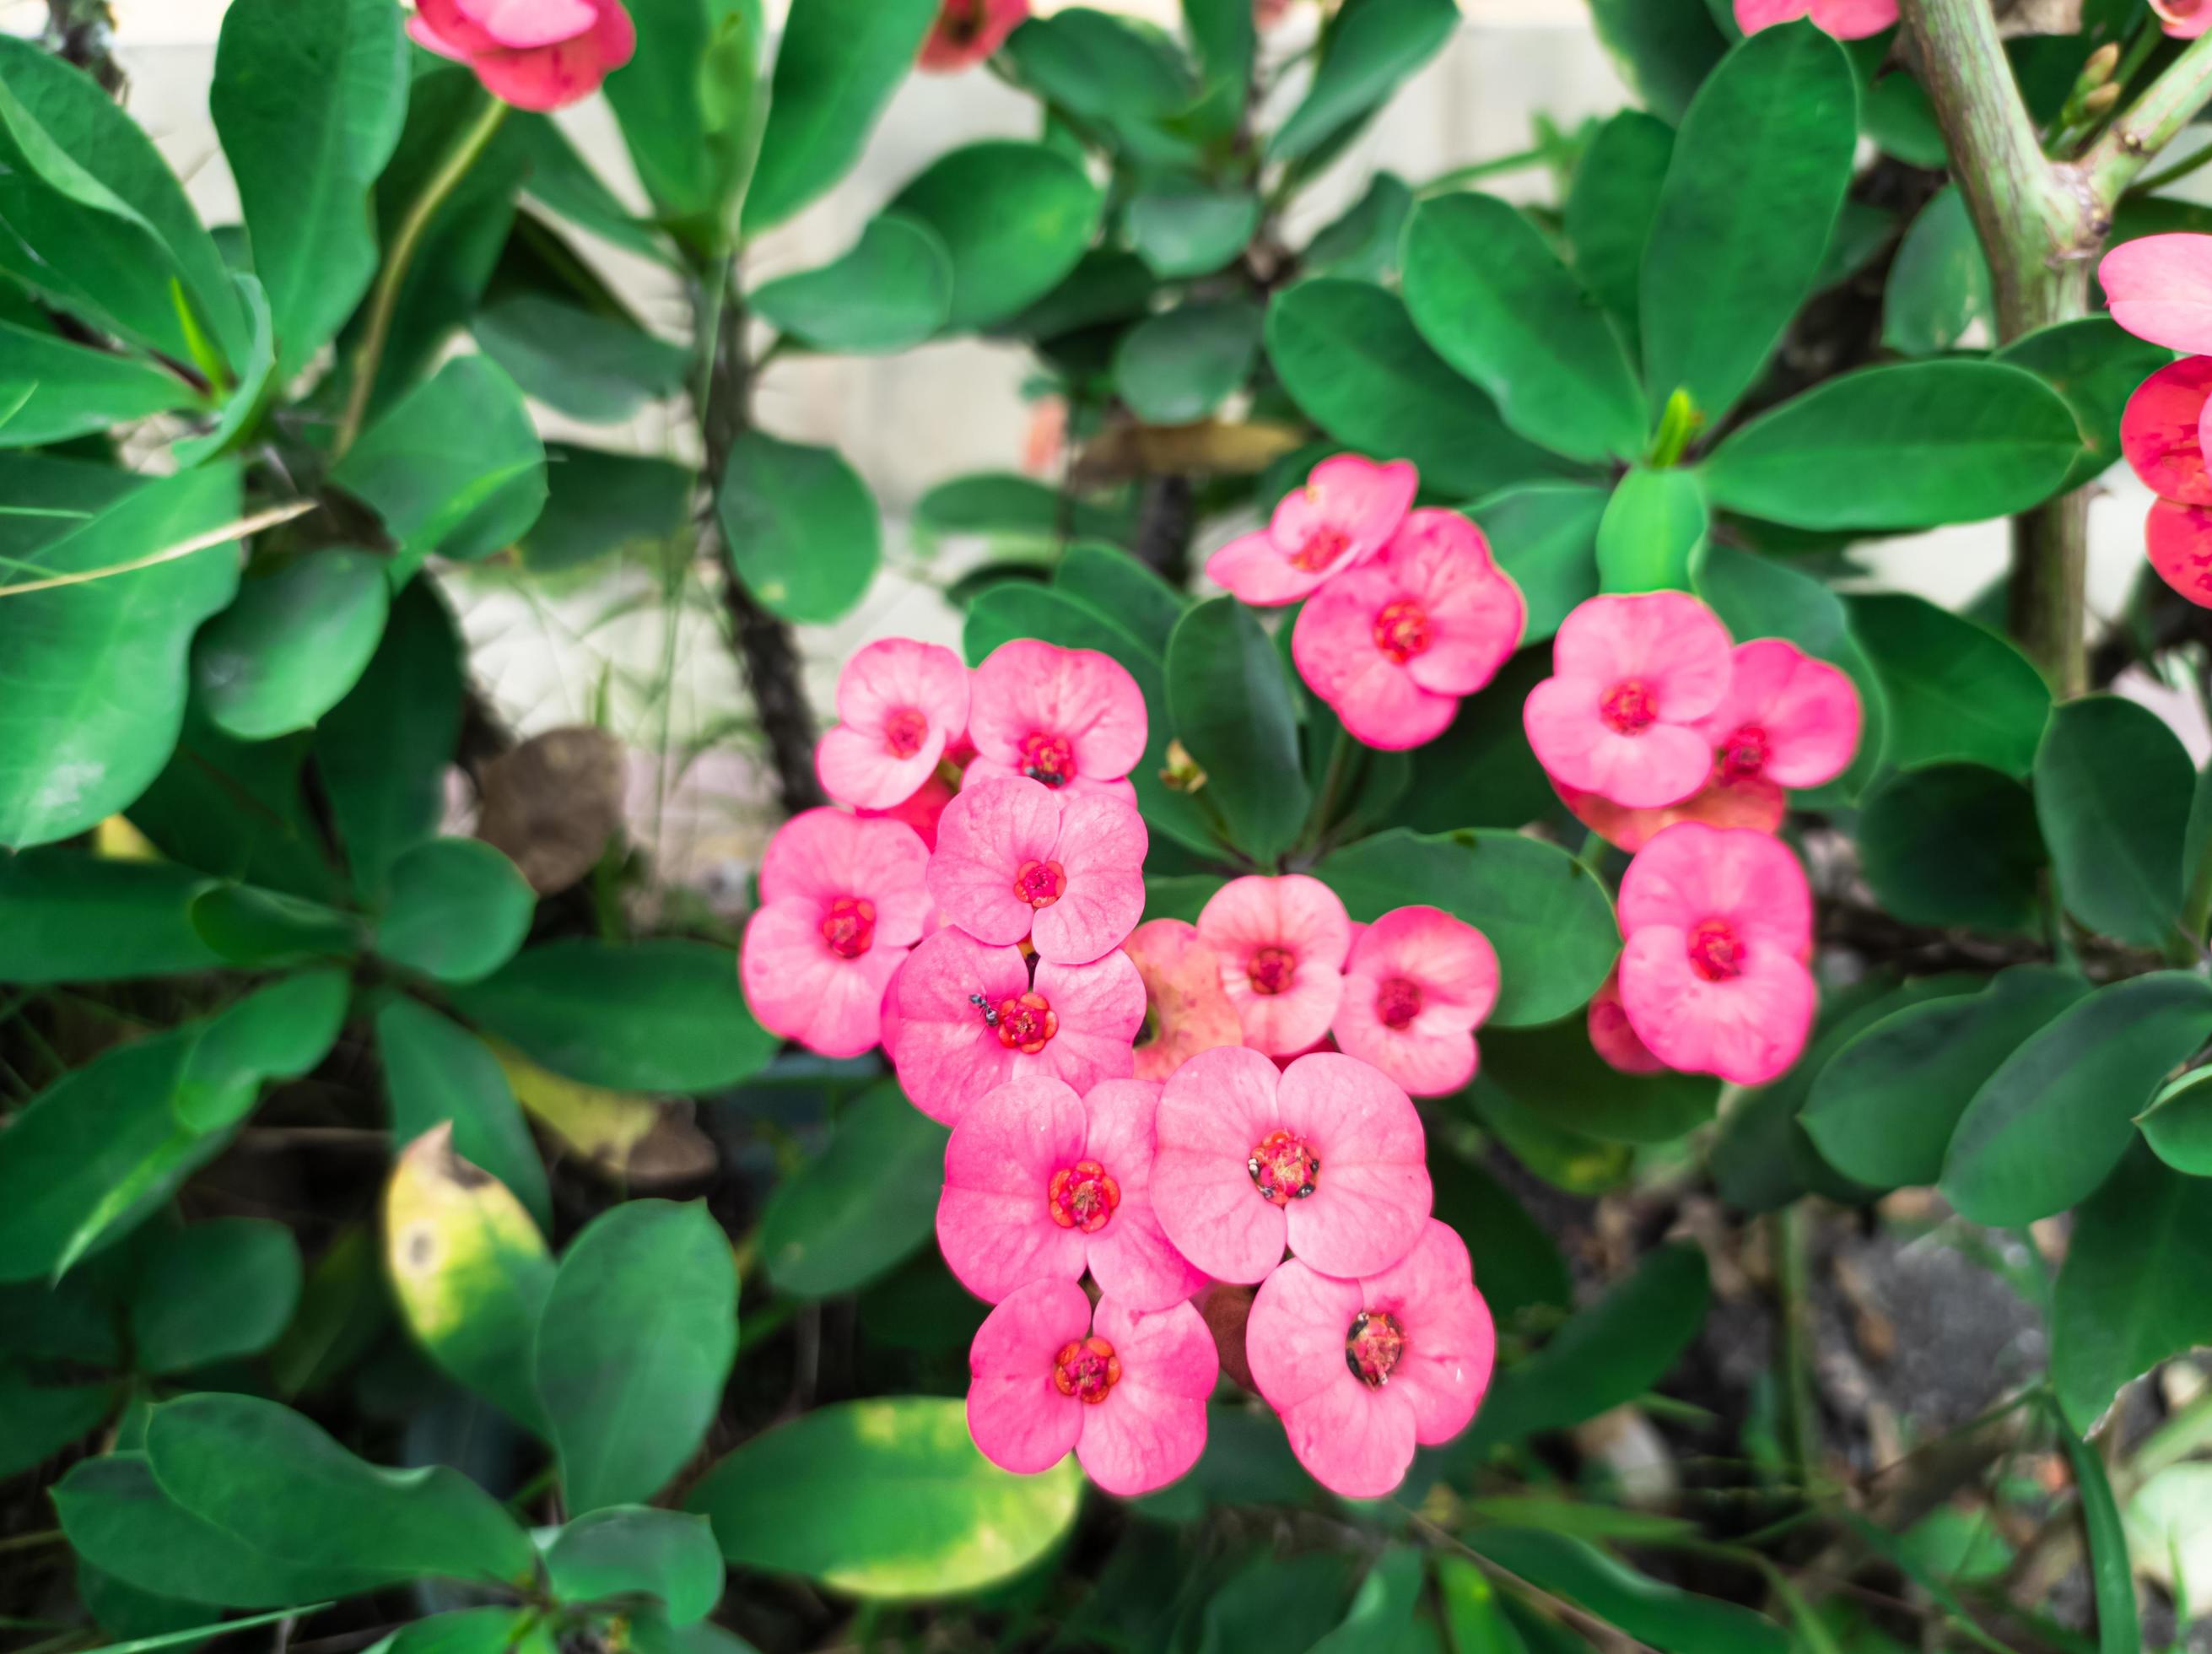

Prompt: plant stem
[
  {"left": 332, "top": 93, "right": 510, "bottom": 460},
  {"left": 2085, "top": 29, "right": 2212, "bottom": 199},
  {"left": 1772, "top": 1205, "right": 1821, "bottom": 1495},
  {"left": 2125, "top": 135, "right": 2212, "bottom": 197}
]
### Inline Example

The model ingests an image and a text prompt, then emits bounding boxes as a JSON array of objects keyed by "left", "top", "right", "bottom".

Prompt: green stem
[
  {"left": 2125, "top": 134, "right": 2212, "bottom": 197},
  {"left": 332, "top": 93, "right": 510, "bottom": 459},
  {"left": 1772, "top": 1205, "right": 1821, "bottom": 1496},
  {"left": 1302, "top": 725, "right": 1358, "bottom": 859},
  {"left": 2084, "top": 28, "right": 2212, "bottom": 199},
  {"left": 1415, "top": 143, "right": 1554, "bottom": 197}
]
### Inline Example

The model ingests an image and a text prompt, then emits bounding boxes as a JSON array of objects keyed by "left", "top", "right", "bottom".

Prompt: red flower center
[
  {"left": 1248, "top": 1127, "right": 1320, "bottom": 1205},
  {"left": 1247, "top": 945, "right": 1296, "bottom": 996},
  {"left": 1715, "top": 722, "right": 1770, "bottom": 781},
  {"left": 1019, "top": 730, "right": 1076, "bottom": 787},
  {"left": 1289, "top": 525, "right": 1351, "bottom": 572},
  {"left": 982, "top": 989, "right": 1058, "bottom": 1053},
  {"left": 883, "top": 706, "right": 930, "bottom": 759},
  {"left": 1372, "top": 598, "right": 1432, "bottom": 663},
  {"left": 1375, "top": 976, "right": 1424, "bottom": 1029},
  {"left": 1047, "top": 1159, "right": 1120, "bottom": 1233},
  {"left": 1053, "top": 1335, "right": 1121, "bottom": 1403},
  {"left": 1686, "top": 918, "right": 1745, "bottom": 982},
  {"left": 1013, "top": 858, "right": 1067, "bottom": 909},
  {"left": 818, "top": 895, "right": 876, "bottom": 959},
  {"left": 1600, "top": 678, "right": 1659, "bottom": 735},
  {"left": 1344, "top": 1309, "right": 1406, "bottom": 1387}
]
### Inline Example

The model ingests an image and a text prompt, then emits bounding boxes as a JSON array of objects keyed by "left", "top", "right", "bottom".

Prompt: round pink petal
[
  {"left": 1808, "top": 0, "right": 1897, "bottom": 35},
  {"left": 1617, "top": 821, "right": 1813, "bottom": 957},
  {"left": 1360, "top": 1221, "right": 1497, "bottom": 1446},
  {"left": 1308, "top": 455, "right": 1419, "bottom": 562},
  {"left": 884, "top": 929, "right": 1032, "bottom": 1123},
  {"left": 2149, "top": 496, "right": 2212, "bottom": 608},
  {"left": 1275, "top": 1051, "right": 1431, "bottom": 1278},
  {"left": 1079, "top": 1079, "right": 1208, "bottom": 1311},
  {"left": 1197, "top": 875, "right": 1352, "bottom": 1056},
  {"left": 1619, "top": 928, "right": 1816, "bottom": 1086},
  {"left": 1292, "top": 563, "right": 1400, "bottom": 705},
  {"left": 928, "top": 777, "right": 1064, "bottom": 947},
  {"left": 739, "top": 900, "right": 904, "bottom": 1059},
  {"left": 758, "top": 808, "right": 933, "bottom": 946},
  {"left": 1386, "top": 510, "right": 1526, "bottom": 695},
  {"left": 967, "top": 1278, "right": 1087, "bottom": 1474},
  {"left": 1026, "top": 951, "right": 1146, "bottom": 1095},
  {"left": 2123, "top": 357, "right": 2212, "bottom": 504},
  {"left": 2154, "top": 0, "right": 2212, "bottom": 36},
  {"left": 1076, "top": 1298, "right": 1217, "bottom": 1496},
  {"left": 968, "top": 640, "right": 1148, "bottom": 789},
  {"left": 408, "top": 8, "right": 483, "bottom": 57},
  {"left": 460, "top": 0, "right": 634, "bottom": 110},
  {"left": 1692, "top": 639, "right": 1861, "bottom": 791},
  {"left": 1207, "top": 527, "right": 1330, "bottom": 607},
  {"left": 1589, "top": 966, "right": 1666, "bottom": 1075},
  {"left": 1031, "top": 793, "right": 1147, "bottom": 965},
  {"left": 1735, "top": 0, "right": 1813, "bottom": 28},
  {"left": 818, "top": 639, "right": 970, "bottom": 809},
  {"left": 2102, "top": 235, "right": 2212, "bottom": 357},
  {"left": 1331, "top": 907, "right": 1498, "bottom": 1097},
  {"left": 1247, "top": 1261, "right": 1418, "bottom": 1499},
  {"left": 1151, "top": 1045, "right": 1292, "bottom": 1284},
  {"left": 1124, "top": 918, "right": 1246, "bottom": 1082},
  {"left": 936, "top": 1078, "right": 1090, "bottom": 1303},
  {"left": 467, "top": 0, "right": 599, "bottom": 50},
  {"left": 1524, "top": 678, "right": 1716, "bottom": 808},
  {"left": 1334, "top": 657, "right": 1459, "bottom": 752},
  {"left": 1550, "top": 592, "right": 1734, "bottom": 719},
  {"left": 1556, "top": 773, "right": 1788, "bottom": 855}
]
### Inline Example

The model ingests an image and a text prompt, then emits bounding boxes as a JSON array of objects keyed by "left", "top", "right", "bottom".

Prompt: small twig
[{"left": 0, "top": 500, "right": 316, "bottom": 599}]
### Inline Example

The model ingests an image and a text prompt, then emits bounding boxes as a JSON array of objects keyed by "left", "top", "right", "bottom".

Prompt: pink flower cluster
[
  {"left": 1208, "top": 457, "right": 1525, "bottom": 750},
  {"left": 409, "top": 0, "right": 635, "bottom": 111},
  {"left": 2101, "top": 238, "right": 2212, "bottom": 608},
  {"left": 739, "top": 634, "right": 1500, "bottom": 1498}
]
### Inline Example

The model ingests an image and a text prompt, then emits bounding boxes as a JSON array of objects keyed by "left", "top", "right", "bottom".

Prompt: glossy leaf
[
  {"left": 536, "top": 1200, "right": 737, "bottom": 1513},
  {"left": 1167, "top": 597, "right": 1310, "bottom": 864},
  {"left": 379, "top": 998, "right": 551, "bottom": 1230},
  {"left": 0, "top": 851, "right": 221, "bottom": 983},
  {"left": 1465, "top": 1529, "right": 1789, "bottom": 1654},
  {"left": 0, "top": 322, "right": 199, "bottom": 446},
  {"left": 1006, "top": 8, "right": 1195, "bottom": 127},
  {"left": 759, "top": 1083, "right": 947, "bottom": 1299},
  {"left": 192, "top": 549, "right": 391, "bottom": 742},
  {"left": 128, "top": 1219, "right": 302, "bottom": 1376},
  {"left": 1480, "top": 1022, "right": 1721, "bottom": 1145},
  {"left": 1054, "top": 542, "right": 1188, "bottom": 656},
  {"left": 1114, "top": 298, "right": 1264, "bottom": 425},
  {"left": 1315, "top": 829, "right": 1618, "bottom": 1027},
  {"left": 1942, "top": 972, "right": 2212, "bottom": 1225},
  {"left": 606, "top": 0, "right": 761, "bottom": 237},
  {"left": 522, "top": 445, "right": 693, "bottom": 574},
  {"left": 375, "top": 839, "right": 536, "bottom": 986},
  {"left": 188, "top": 884, "right": 360, "bottom": 967},
  {"left": 1882, "top": 186, "right": 1991, "bottom": 357},
  {"left": 688, "top": 1397, "right": 1082, "bottom": 1597},
  {"left": 889, "top": 143, "right": 1105, "bottom": 330},
  {"left": 1404, "top": 192, "right": 1646, "bottom": 463},
  {"left": 1597, "top": 467, "right": 1707, "bottom": 593},
  {"left": 1848, "top": 594, "right": 2048, "bottom": 777},
  {"left": 1466, "top": 483, "right": 1604, "bottom": 644},
  {"left": 1996, "top": 317, "right": 2174, "bottom": 492},
  {"left": 1269, "top": 0, "right": 1459, "bottom": 163},
  {"left": 1127, "top": 178, "right": 1263, "bottom": 278},
  {"left": 545, "top": 1506, "right": 725, "bottom": 1623},
  {"left": 2036, "top": 695, "right": 2194, "bottom": 949},
  {"left": 2047, "top": 1397, "right": 2145, "bottom": 1654},
  {"left": 1303, "top": 171, "right": 1415, "bottom": 284},
  {"left": 1858, "top": 764, "right": 2045, "bottom": 933},
  {"left": 716, "top": 430, "right": 881, "bottom": 625},
  {"left": 473, "top": 295, "right": 691, "bottom": 424},
  {"left": 2140, "top": 1066, "right": 2212, "bottom": 1176},
  {"left": 751, "top": 215, "right": 953, "bottom": 353},
  {"left": 1589, "top": 0, "right": 1729, "bottom": 122},
  {"left": 173, "top": 970, "right": 353, "bottom": 1135},
  {"left": 1566, "top": 111, "right": 1674, "bottom": 354}
]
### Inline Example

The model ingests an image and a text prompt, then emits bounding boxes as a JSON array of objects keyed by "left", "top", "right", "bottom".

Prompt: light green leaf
[
  {"left": 192, "top": 549, "right": 391, "bottom": 742},
  {"left": 1597, "top": 467, "right": 1707, "bottom": 593},
  {"left": 750, "top": 215, "right": 954, "bottom": 354},
  {"left": 609, "top": 0, "right": 764, "bottom": 236},
  {"left": 0, "top": 322, "right": 200, "bottom": 446},
  {"left": 375, "top": 839, "right": 536, "bottom": 986},
  {"left": 188, "top": 884, "right": 361, "bottom": 967},
  {"left": 715, "top": 430, "right": 881, "bottom": 624}
]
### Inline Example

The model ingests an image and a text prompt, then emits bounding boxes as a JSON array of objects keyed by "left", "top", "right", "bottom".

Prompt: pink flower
[
  {"left": 1557, "top": 637, "right": 1861, "bottom": 851},
  {"left": 1195, "top": 875, "right": 1351, "bottom": 1057},
  {"left": 1123, "top": 919, "right": 1245, "bottom": 1082},
  {"left": 963, "top": 640, "right": 1147, "bottom": 808},
  {"left": 2148, "top": 498, "right": 2212, "bottom": 608},
  {"left": 1588, "top": 967, "right": 1665, "bottom": 1075},
  {"left": 408, "top": 0, "right": 635, "bottom": 111},
  {"left": 1152, "top": 1046, "right": 1431, "bottom": 1284},
  {"left": 856, "top": 739, "right": 974, "bottom": 851},
  {"left": 2101, "top": 235, "right": 2212, "bottom": 356},
  {"left": 1245, "top": 1219, "right": 1497, "bottom": 1499},
  {"left": 1292, "top": 510, "right": 1526, "bottom": 751},
  {"left": 739, "top": 809, "right": 931, "bottom": 1059},
  {"left": 1330, "top": 906, "right": 1498, "bottom": 1097},
  {"left": 936, "top": 1077, "right": 1205, "bottom": 1311},
  {"left": 1733, "top": 0, "right": 1896, "bottom": 37},
  {"left": 919, "top": 0, "right": 1030, "bottom": 71},
  {"left": 816, "top": 639, "right": 971, "bottom": 811},
  {"left": 967, "top": 1280, "right": 1215, "bottom": 1495},
  {"left": 1206, "top": 455, "right": 1417, "bottom": 607},
  {"left": 1616, "top": 823, "right": 1816, "bottom": 1086},
  {"left": 2123, "top": 356, "right": 2212, "bottom": 505},
  {"left": 928, "top": 778, "right": 1146, "bottom": 965},
  {"left": 2154, "top": 0, "right": 2212, "bottom": 38},
  {"left": 883, "top": 927, "right": 1144, "bottom": 1123},
  {"left": 1523, "top": 592, "right": 1735, "bottom": 809},
  {"left": 1255, "top": 0, "right": 1295, "bottom": 25}
]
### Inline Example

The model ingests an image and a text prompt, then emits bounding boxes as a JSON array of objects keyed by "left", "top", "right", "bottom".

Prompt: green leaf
[
  {"left": 688, "top": 1397, "right": 1082, "bottom": 1597},
  {"left": 1702, "top": 360, "right": 2081, "bottom": 529},
  {"left": 329, "top": 355, "right": 547, "bottom": 575},
  {"left": 317, "top": 579, "right": 466, "bottom": 900},
  {"left": 1597, "top": 467, "right": 1707, "bottom": 593},
  {"left": 1303, "top": 171, "right": 1415, "bottom": 284},
  {"left": 474, "top": 295, "right": 692, "bottom": 424},
  {"left": 1641, "top": 21, "right": 1856, "bottom": 424},
  {"left": 1848, "top": 594, "right": 2049, "bottom": 777},
  {"left": 1466, "top": 484, "right": 1605, "bottom": 645},
  {"left": 1941, "top": 971, "right": 2212, "bottom": 1225},
  {"left": 0, "top": 850, "right": 222, "bottom": 983},
  {"left": 1803, "top": 966, "right": 2091, "bottom": 1191},
  {"left": 522, "top": 445, "right": 694, "bottom": 574},
  {"left": 536, "top": 1200, "right": 738, "bottom": 1514},
  {"left": 1266, "top": 278, "right": 1573, "bottom": 499},
  {"left": 375, "top": 1611, "right": 540, "bottom": 1654},
  {"left": 1565, "top": 112, "right": 1673, "bottom": 357},
  {"left": 378, "top": 997, "right": 552, "bottom": 1231},
  {"left": 2140, "top": 1066, "right": 2212, "bottom": 1176},
  {"left": 1858, "top": 764, "right": 2045, "bottom": 932},
  {"left": 0, "top": 1367, "right": 117, "bottom": 1478},
  {"left": 210, "top": 0, "right": 408, "bottom": 381},
  {"left": 1996, "top": 317, "right": 2174, "bottom": 493},
  {"left": 1127, "top": 177, "right": 1264, "bottom": 279},
  {"left": 144, "top": 1392, "right": 537, "bottom": 1590},
  {"left": 546, "top": 1507, "right": 725, "bottom": 1624},
  {"left": 2035, "top": 695, "right": 2194, "bottom": 949},
  {"left": 1465, "top": 1530, "right": 1790, "bottom": 1654},
  {"left": 741, "top": 0, "right": 937, "bottom": 234},
  {"left": 760, "top": 1082, "right": 948, "bottom": 1299},
  {"left": 1862, "top": 68, "right": 1946, "bottom": 165},
  {"left": 2046, "top": 1397, "right": 2145, "bottom": 1654},
  {"left": 1167, "top": 597, "right": 1310, "bottom": 863},
  {"left": 128, "top": 1219, "right": 302, "bottom": 1375},
  {"left": 174, "top": 275, "right": 277, "bottom": 470},
  {"left": 385, "top": 1125, "right": 553, "bottom": 1432},
  {"left": 513, "top": 116, "right": 674, "bottom": 268},
  {"left": 1269, "top": 0, "right": 1459, "bottom": 163},
  {"left": 1311, "top": 1547, "right": 1424, "bottom": 1653},
  {"left": 888, "top": 142, "right": 1105, "bottom": 330},
  {"left": 1395, "top": 647, "right": 1557, "bottom": 831},
  {"left": 608, "top": 0, "right": 764, "bottom": 235},
  {"left": 453, "top": 939, "right": 776, "bottom": 1095},
  {"left": 751, "top": 215, "right": 954, "bottom": 353},
  {"left": 174, "top": 970, "right": 352, "bottom": 1134},
  {"left": 1430, "top": 1150, "right": 1572, "bottom": 1326},
  {"left": 1882, "top": 186, "right": 1992, "bottom": 357},
  {"left": 0, "top": 463, "right": 243, "bottom": 849},
  {"left": 192, "top": 549, "right": 391, "bottom": 742},
  {"left": 375, "top": 839, "right": 536, "bottom": 986},
  {"left": 1007, "top": 8, "right": 1195, "bottom": 125},
  {"left": 1115, "top": 297, "right": 1264, "bottom": 426},
  {"left": 1054, "top": 543, "right": 1189, "bottom": 656},
  {"left": 1480, "top": 1021, "right": 1721, "bottom": 1145},
  {"left": 0, "top": 322, "right": 200, "bottom": 446},
  {"left": 1404, "top": 192, "right": 1646, "bottom": 464},
  {"left": 188, "top": 884, "right": 361, "bottom": 967},
  {"left": 1314, "top": 829, "right": 1617, "bottom": 1027},
  {"left": 1589, "top": 0, "right": 1729, "bottom": 122},
  {"left": 2052, "top": 1143, "right": 2212, "bottom": 1433},
  {"left": 715, "top": 430, "right": 881, "bottom": 625}
]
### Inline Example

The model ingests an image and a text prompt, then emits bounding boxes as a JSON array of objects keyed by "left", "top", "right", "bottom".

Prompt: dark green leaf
[
  {"left": 513, "top": 115, "right": 674, "bottom": 267},
  {"left": 1566, "top": 111, "right": 1673, "bottom": 355},
  {"left": 192, "top": 549, "right": 391, "bottom": 741},
  {"left": 1167, "top": 597, "right": 1309, "bottom": 863},
  {"left": 1858, "top": 764, "right": 2045, "bottom": 932},
  {"left": 1429, "top": 1151, "right": 1572, "bottom": 1327},
  {"left": 1269, "top": 0, "right": 1459, "bottom": 163},
  {"left": 0, "top": 1368, "right": 116, "bottom": 1478},
  {"left": 2140, "top": 1066, "right": 2212, "bottom": 1177},
  {"left": 752, "top": 215, "right": 953, "bottom": 353},
  {"left": 608, "top": 0, "right": 763, "bottom": 235},
  {"left": 546, "top": 1507, "right": 725, "bottom": 1623},
  {"left": 716, "top": 430, "right": 881, "bottom": 625},
  {"left": 1127, "top": 177, "right": 1265, "bottom": 280},
  {"left": 761, "top": 1082, "right": 948, "bottom": 1299},
  {"left": 1862, "top": 68, "right": 1946, "bottom": 166},
  {"left": 474, "top": 295, "right": 691, "bottom": 423},
  {"left": 188, "top": 884, "right": 360, "bottom": 967},
  {"left": 127, "top": 1219, "right": 301, "bottom": 1375},
  {"left": 1396, "top": 647, "right": 1557, "bottom": 830},
  {"left": 2036, "top": 695, "right": 2193, "bottom": 949},
  {"left": 1465, "top": 483, "right": 1605, "bottom": 644},
  {"left": 1995, "top": 318, "right": 2174, "bottom": 493},
  {"left": 375, "top": 839, "right": 536, "bottom": 986},
  {"left": 378, "top": 997, "right": 552, "bottom": 1232},
  {"left": 1054, "top": 542, "right": 1188, "bottom": 656},
  {"left": 1465, "top": 1529, "right": 1789, "bottom": 1654},
  {"left": 1007, "top": 9, "right": 1195, "bottom": 124},
  {"left": 0, "top": 323, "right": 199, "bottom": 446},
  {"left": 1481, "top": 1021, "right": 1721, "bottom": 1144},
  {"left": 889, "top": 142, "right": 1105, "bottom": 330},
  {"left": 521, "top": 444, "right": 693, "bottom": 574},
  {"left": 1114, "top": 298, "right": 1264, "bottom": 425},
  {"left": 2046, "top": 1396, "right": 2145, "bottom": 1654},
  {"left": 535, "top": 1200, "right": 738, "bottom": 1513},
  {"left": 174, "top": 970, "right": 352, "bottom": 1135},
  {"left": 1848, "top": 593, "right": 2049, "bottom": 777},
  {"left": 1303, "top": 171, "right": 1415, "bottom": 284},
  {"left": 0, "top": 851, "right": 221, "bottom": 983},
  {"left": 1588, "top": 0, "right": 1729, "bottom": 122},
  {"left": 1597, "top": 467, "right": 1707, "bottom": 593},
  {"left": 1882, "top": 186, "right": 1991, "bottom": 357}
]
